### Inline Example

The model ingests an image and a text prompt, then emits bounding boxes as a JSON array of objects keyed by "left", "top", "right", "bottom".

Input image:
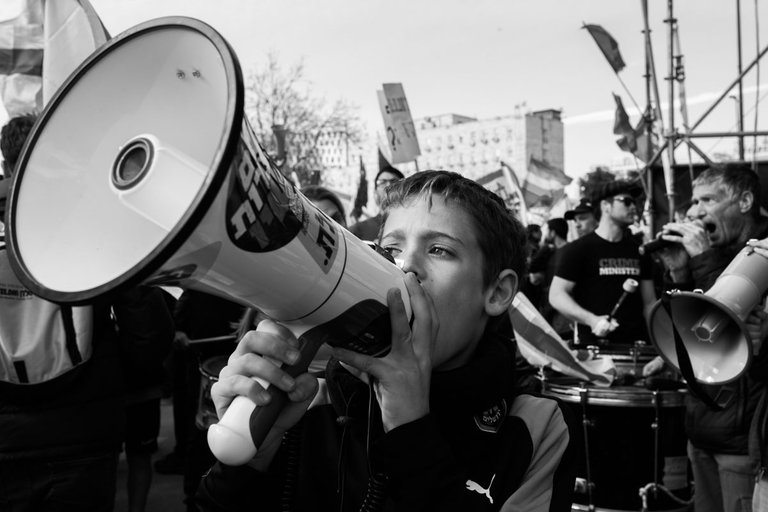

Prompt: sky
[{"left": 19, "top": 1, "right": 768, "bottom": 179}]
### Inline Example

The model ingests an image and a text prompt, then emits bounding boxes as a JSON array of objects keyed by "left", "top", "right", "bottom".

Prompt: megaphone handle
[{"left": 207, "top": 335, "right": 323, "bottom": 466}]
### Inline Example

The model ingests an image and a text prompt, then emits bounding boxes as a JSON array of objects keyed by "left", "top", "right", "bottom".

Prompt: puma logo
[{"left": 465, "top": 473, "right": 495, "bottom": 504}]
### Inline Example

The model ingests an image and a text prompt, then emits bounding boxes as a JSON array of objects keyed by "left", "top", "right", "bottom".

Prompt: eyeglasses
[
  {"left": 375, "top": 178, "right": 400, "bottom": 188},
  {"left": 613, "top": 196, "right": 636, "bottom": 207}
]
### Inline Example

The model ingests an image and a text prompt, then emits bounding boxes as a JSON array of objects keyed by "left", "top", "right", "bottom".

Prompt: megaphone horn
[
  {"left": 648, "top": 241, "right": 768, "bottom": 384},
  {"left": 6, "top": 17, "right": 409, "bottom": 466}
]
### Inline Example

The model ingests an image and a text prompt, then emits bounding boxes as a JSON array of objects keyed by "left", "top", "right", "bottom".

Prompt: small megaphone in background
[
  {"left": 647, "top": 242, "right": 768, "bottom": 384},
  {"left": 5, "top": 17, "right": 409, "bottom": 466}
]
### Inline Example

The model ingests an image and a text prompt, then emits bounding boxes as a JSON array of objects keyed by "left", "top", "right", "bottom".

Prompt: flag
[
  {"left": 476, "top": 161, "right": 528, "bottom": 224},
  {"left": 613, "top": 93, "right": 637, "bottom": 153},
  {"left": 631, "top": 109, "right": 658, "bottom": 163},
  {"left": 583, "top": 23, "right": 626, "bottom": 73},
  {"left": 509, "top": 293, "right": 616, "bottom": 386},
  {"left": 523, "top": 157, "right": 572, "bottom": 208},
  {"left": 0, "top": 0, "right": 108, "bottom": 117},
  {"left": 377, "top": 146, "right": 391, "bottom": 172},
  {"left": 614, "top": 100, "right": 659, "bottom": 163},
  {"left": 351, "top": 156, "right": 368, "bottom": 220}
]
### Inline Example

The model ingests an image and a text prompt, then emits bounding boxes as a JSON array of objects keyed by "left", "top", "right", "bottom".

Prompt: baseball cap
[
  {"left": 564, "top": 198, "right": 594, "bottom": 220},
  {"left": 591, "top": 179, "right": 643, "bottom": 203}
]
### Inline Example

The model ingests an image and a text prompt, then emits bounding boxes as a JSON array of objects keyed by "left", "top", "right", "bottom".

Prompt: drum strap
[{"left": 661, "top": 293, "right": 722, "bottom": 411}]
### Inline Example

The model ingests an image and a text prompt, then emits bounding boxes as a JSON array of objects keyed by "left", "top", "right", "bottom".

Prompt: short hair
[
  {"left": 547, "top": 218, "right": 568, "bottom": 240},
  {"left": 526, "top": 224, "right": 542, "bottom": 241},
  {"left": 375, "top": 165, "right": 404, "bottom": 183},
  {"left": 0, "top": 113, "right": 37, "bottom": 175},
  {"left": 380, "top": 170, "right": 527, "bottom": 288},
  {"left": 301, "top": 185, "right": 347, "bottom": 226},
  {"left": 693, "top": 163, "right": 761, "bottom": 219}
]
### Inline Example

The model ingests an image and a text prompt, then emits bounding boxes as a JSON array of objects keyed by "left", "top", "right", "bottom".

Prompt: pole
[
  {"left": 666, "top": 0, "right": 676, "bottom": 167},
  {"left": 736, "top": 0, "right": 745, "bottom": 160},
  {"left": 664, "top": 0, "right": 676, "bottom": 217},
  {"left": 642, "top": 0, "right": 655, "bottom": 231},
  {"left": 690, "top": 42, "right": 768, "bottom": 132}
]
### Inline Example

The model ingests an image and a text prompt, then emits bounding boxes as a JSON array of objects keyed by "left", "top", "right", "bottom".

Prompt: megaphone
[
  {"left": 647, "top": 242, "right": 768, "bottom": 384},
  {"left": 5, "top": 17, "right": 409, "bottom": 466}
]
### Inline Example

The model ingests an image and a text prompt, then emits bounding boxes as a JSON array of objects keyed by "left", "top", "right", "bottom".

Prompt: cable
[{"left": 358, "top": 379, "right": 389, "bottom": 512}]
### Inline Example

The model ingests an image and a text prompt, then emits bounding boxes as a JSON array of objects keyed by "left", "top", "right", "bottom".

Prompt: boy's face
[{"left": 380, "top": 194, "right": 491, "bottom": 371}]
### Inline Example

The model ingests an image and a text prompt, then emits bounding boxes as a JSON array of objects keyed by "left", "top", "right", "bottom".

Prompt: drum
[
  {"left": 195, "top": 355, "right": 229, "bottom": 430},
  {"left": 542, "top": 377, "right": 691, "bottom": 512}
]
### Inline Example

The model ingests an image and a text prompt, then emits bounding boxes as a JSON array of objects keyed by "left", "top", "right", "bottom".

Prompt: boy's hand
[
  {"left": 333, "top": 272, "right": 438, "bottom": 432},
  {"left": 211, "top": 320, "right": 319, "bottom": 448}
]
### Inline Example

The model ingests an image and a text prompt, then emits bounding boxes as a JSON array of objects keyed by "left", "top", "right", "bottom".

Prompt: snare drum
[
  {"left": 195, "top": 355, "right": 229, "bottom": 430},
  {"left": 542, "top": 377, "right": 691, "bottom": 512}
]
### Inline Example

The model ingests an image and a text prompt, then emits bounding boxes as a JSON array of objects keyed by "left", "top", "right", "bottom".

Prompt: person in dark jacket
[
  {"left": 196, "top": 170, "right": 577, "bottom": 511},
  {"left": 740, "top": 238, "right": 768, "bottom": 512},
  {"left": 0, "top": 113, "right": 176, "bottom": 512},
  {"left": 348, "top": 166, "right": 404, "bottom": 241},
  {"left": 648, "top": 163, "right": 768, "bottom": 512}
]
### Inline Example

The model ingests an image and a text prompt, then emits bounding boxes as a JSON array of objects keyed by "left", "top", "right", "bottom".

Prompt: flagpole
[
  {"left": 643, "top": 0, "right": 676, "bottom": 219},
  {"left": 616, "top": 73, "right": 643, "bottom": 116},
  {"left": 641, "top": 0, "right": 656, "bottom": 231}
]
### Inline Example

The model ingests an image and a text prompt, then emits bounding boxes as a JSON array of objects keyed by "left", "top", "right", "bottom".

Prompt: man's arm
[
  {"left": 548, "top": 276, "right": 612, "bottom": 336},
  {"left": 639, "top": 278, "right": 657, "bottom": 320}
]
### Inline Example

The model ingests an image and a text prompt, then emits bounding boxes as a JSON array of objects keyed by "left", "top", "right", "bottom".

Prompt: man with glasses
[
  {"left": 349, "top": 165, "right": 404, "bottom": 241},
  {"left": 549, "top": 179, "right": 656, "bottom": 347}
]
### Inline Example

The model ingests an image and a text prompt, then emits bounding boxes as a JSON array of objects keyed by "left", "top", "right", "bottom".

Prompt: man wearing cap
[
  {"left": 549, "top": 179, "right": 656, "bottom": 346},
  {"left": 349, "top": 165, "right": 404, "bottom": 241},
  {"left": 564, "top": 198, "right": 598, "bottom": 239}
]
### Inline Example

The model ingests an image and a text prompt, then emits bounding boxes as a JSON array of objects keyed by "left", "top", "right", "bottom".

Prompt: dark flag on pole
[
  {"left": 613, "top": 93, "right": 637, "bottom": 153},
  {"left": 351, "top": 156, "right": 368, "bottom": 221},
  {"left": 583, "top": 24, "right": 626, "bottom": 73},
  {"left": 613, "top": 95, "right": 659, "bottom": 163}
]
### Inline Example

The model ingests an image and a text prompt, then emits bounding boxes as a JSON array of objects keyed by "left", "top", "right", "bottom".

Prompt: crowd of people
[{"left": 3, "top": 109, "right": 768, "bottom": 512}]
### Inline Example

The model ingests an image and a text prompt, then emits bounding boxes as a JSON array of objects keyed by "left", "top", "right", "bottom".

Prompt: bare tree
[{"left": 244, "top": 53, "right": 363, "bottom": 186}]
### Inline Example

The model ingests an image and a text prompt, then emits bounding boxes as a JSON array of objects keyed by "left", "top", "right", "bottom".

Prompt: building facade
[{"left": 414, "top": 109, "right": 564, "bottom": 182}]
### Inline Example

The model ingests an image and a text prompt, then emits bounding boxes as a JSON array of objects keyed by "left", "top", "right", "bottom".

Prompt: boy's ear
[{"left": 484, "top": 269, "right": 518, "bottom": 317}]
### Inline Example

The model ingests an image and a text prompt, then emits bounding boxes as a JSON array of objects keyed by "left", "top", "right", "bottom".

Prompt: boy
[{"left": 196, "top": 170, "right": 576, "bottom": 511}]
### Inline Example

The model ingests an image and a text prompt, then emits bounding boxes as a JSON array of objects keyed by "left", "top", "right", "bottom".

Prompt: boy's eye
[
  {"left": 429, "top": 246, "right": 453, "bottom": 257},
  {"left": 382, "top": 246, "right": 400, "bottom": 257}
]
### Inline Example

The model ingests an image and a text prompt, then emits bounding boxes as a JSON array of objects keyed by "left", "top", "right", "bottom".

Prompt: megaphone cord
[
  {"left": 639, "top": 482, "right": 693, "bottom": 511},
  {"left": 359, "top": 379, "right": 389, "bottom": 512}
]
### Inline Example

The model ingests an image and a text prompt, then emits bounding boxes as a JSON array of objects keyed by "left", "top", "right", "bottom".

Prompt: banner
[
  {"left": 583, "top": 23, "right": 626, "bottom": 73},
  {"left": 523, "top": 157, "right": 572, "bottom": 207},
  {"left": 476, "top": 162, "right": 528, "bottom": 225},
  {"left": 377, "top": 83, "right": 420, "bottom": 165},
  {"left": 0, "top": 0, "right": 108, "bottom": 117},
  {"left": 509, "top": 292, "right": 616, "bottom": 386}
]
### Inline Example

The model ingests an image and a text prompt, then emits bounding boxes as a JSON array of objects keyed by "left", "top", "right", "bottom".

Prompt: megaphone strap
[{"left": 661, "top": 293, "right": 723, "bottom": 411}]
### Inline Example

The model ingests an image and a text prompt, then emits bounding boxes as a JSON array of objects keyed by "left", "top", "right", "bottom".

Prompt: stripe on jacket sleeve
[{"left": 501, "top": 394, "right": 573, "bottom": 512}]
